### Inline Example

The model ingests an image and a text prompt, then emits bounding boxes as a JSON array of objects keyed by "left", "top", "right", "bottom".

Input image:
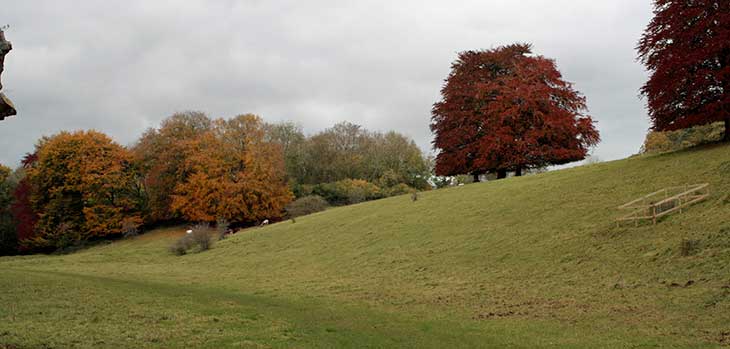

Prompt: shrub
[
  {"left": 192, "top": 229, "right": 212, "bottom": 251},
  {"left": 313, "top": 179, "right": 383, "bottom": 206},
  {"left": 216, "top": 217, "right": 229, "bottom": 230},
  {"left": 169, "top": 236, "right": 194, "bottom": 256},
  {"left": 291, "top": 183, "right": 315, "bottom": 199},
  {"left": 432, "top": 176, "right": 453, "bottom": 189},
  {"left": 169, "top": 223, "right": 213, "bottom": 255},
  {"left": 382, "top": 183, "right": 414, "bottom": 197},
  {"left": 377, "top": 169, "right": 403, "bottom": 188},
  {"left": 454, "top": 175, "right": 474, "bottom": 185},
  {"left": 641, "top": 122, "right": 725, "bottom": 154},
  {"left": 311, "top": 182, "right": 342, "bottom": 205},
  {"left": 216, "top": 217, "right": 230, "bottom": 241},
  {"left": 285, "top": 195, "right": 329, "bottom": 219}
]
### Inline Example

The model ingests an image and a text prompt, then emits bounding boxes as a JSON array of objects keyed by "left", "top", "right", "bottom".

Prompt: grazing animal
[
  {"left": 260, "top": 219, "right": 269, "bottom": 227},
  {"left": 186, "top": 229, "right": 193, "bottom": 234}
]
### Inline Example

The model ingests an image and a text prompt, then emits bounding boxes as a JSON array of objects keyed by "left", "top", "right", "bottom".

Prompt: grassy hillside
[{"left": 2, "top": 144, "right": 730, "bottom": 348}]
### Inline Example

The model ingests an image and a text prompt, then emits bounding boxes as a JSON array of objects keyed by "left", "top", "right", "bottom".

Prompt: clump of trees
[
  {"left": 638, "top": 0, "right": 730, "bottom": 141},
  {"left": 132, "top": 112, "right": 294, "bottom": 226},
  {"left": 0, "top": 112, "right": 431, "bottom": 255},
  {"left": 266, "top": 121, "right": 432, "bottom": 195},
  {"left": 431, "top": 44, "right": 600, "bottom": 181}
]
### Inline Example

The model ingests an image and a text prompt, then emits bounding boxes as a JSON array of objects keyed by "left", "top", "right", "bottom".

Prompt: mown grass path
[{"left": 0, "top": 268, "right": 645, "bottom": 348}]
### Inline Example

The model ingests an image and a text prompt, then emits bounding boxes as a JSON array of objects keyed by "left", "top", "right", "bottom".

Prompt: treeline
[
  {"left": 0, "top": 112, "right": 430, "bottom": 254},
  {"left": 265, "top": 121, "right": 431, "bottom": 196}
]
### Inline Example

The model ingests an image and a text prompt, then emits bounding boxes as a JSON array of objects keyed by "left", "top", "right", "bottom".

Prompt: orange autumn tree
[
  {"left": 171, "top": 114, "right": 293, "bottom": 223},
  {"left": 24, "top": 131, "right": 142, "bottom": 249},
  {"left": 132, "top": 111, "right": 212, "bottom": 223}
]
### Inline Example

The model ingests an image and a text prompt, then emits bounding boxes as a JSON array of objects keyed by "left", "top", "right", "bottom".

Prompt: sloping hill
[{"left": 2, "top": 144, "right": 730, "bottom": 348}]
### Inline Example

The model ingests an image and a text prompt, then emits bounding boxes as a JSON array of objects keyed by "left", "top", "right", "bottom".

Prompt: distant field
[{"left": 2, "top": 144, "right": 730, "bottom": 348}]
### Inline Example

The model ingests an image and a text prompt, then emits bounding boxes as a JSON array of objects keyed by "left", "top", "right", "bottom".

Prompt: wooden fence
[{"left": 617, "top": 183, "right": 710, "bottom": 227}]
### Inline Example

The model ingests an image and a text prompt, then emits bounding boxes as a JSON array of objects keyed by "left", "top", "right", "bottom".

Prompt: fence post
[
  {"left": 679, "top": 196, "right": 684, "bottom": 214},
  {"left": 652, "top": 205, "right": 657, "bottom": 225}
]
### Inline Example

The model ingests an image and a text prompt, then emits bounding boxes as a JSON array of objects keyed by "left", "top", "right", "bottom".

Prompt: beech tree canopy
[
  {"left": 638, "top": 0, "right": 730, "bottom": 141},
  {"left": 431, "top": 44, "right": 600, "bottom": 180}
]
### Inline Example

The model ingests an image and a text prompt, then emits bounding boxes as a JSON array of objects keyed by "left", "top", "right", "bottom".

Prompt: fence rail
[{"left": 617, "top": 183, "right": 710, "bottom": 227}]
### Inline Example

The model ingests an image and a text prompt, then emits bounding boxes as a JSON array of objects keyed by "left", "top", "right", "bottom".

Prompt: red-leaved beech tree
[
  {"left": 11, "top": 153, "right": 38, "bottom": 250},
  {"left": 638, "top": 0, "right": 730, "bottom": 141},
  {"left": 431, "top": 44, "right": 600, "bottom": 181}
]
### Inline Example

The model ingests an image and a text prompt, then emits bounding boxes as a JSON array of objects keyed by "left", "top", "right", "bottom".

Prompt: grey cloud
[{"left": 1, "top": 0, "right": 653, "bottom": 166}]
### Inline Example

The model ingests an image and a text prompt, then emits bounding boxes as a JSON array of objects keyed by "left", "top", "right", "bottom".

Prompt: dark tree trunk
[
  {"left": 472, "top": 173, "right": 480, "bottom": 183},
  {"left": 515, "top": 167, "right": 523, "bottom": 177},
  {"left": 496, "top": 170, "right": 507, "bottom": 179},
  {"left": 725, "top": 118, "right": 730, "bottom": 142}
]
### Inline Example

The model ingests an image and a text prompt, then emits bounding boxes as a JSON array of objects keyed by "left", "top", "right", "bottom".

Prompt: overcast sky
[{"left": 1, "top": 1, "right": 654, "bottom": 167}]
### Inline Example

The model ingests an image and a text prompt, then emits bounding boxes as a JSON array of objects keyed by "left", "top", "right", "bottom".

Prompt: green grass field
[{"left": 2, "top": 144, "right": 730, "bottom": 348}]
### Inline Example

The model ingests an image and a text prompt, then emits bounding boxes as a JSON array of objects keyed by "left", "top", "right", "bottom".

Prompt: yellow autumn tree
[
  {"left": 25, "top": 130, "right": 142, "bottom": 249},
  {"left": 171, "top": 114, "right": 293, "bottom": 223}
]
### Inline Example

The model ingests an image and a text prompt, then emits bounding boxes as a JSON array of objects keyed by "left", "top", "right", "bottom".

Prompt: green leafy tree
[
  {"left": 0, "top": 164, "right": 18, "bottom": 255},
  {"left": 277, "top": 121, "right": 430, "bottom": 191},
  {"left": 264, "top": 122, "right": 308, "bottom": 185}
]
